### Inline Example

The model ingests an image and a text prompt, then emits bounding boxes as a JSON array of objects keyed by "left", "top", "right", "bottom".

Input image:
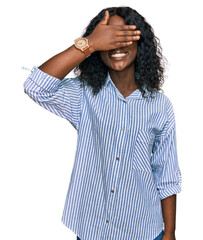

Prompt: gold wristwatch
[{"left": 74, "top": 37, "right": 91, "bottom": 58}]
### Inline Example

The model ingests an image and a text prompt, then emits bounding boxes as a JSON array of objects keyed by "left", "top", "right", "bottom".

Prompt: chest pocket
[{"left": 132, "top": 129, "right": 154, "bottom": 173}]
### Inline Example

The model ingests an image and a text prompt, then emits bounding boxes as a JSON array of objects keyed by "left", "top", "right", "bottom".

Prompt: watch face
[{"left": 75, "top": 38, "right": 88, "bottom": 48}]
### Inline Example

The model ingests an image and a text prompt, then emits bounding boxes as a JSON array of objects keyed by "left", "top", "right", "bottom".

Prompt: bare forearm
[
  {"left": 161, "top": 194, "right": 176, "bottom": 234},
  {"left": 38, "top": 45, "right": 84, "bottom": 80},
  {"left": 38, "top": 37, "right": 94, "bottom": 80}
]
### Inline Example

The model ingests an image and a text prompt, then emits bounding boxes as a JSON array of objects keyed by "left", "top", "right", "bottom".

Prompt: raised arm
[
  {"left": 38, "top": 41, "right": 92, "bottom": 80},
  {"left": 38, "top": 10, "right": 140, "bottom": 80}
]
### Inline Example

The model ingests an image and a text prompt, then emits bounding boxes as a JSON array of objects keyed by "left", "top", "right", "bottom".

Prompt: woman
[{"left": 23, "top": 6, "right": 182, "bottom": 240}]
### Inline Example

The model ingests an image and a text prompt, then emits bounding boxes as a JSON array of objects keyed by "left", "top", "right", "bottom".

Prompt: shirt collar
[{"left": 104, "top": 71, "right": 152, "bottom": 100}]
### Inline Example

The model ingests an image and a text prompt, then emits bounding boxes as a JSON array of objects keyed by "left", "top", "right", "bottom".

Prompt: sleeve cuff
[
  {"left": 28, "top": 66, "right": 62, "bottom": 92},
  {"left": 158, "top": 183, "right": 182, "bottom": 200}
]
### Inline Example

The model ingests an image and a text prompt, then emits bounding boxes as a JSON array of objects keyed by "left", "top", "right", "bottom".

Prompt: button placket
[{"left": 107, "top": 100, "right": 128, "bottom": 220}]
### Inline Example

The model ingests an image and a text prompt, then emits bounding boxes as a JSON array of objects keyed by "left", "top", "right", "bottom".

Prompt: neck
[{"left": 109, "top": 67, "right": 139, "bottom": 90}]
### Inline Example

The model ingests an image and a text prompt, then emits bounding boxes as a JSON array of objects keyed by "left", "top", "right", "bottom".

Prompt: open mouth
[{"left": 108, "top": 51, "right": 128, "bottom": 60}]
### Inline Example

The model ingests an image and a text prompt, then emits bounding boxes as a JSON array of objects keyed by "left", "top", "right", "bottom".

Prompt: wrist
[
  {"left": 164, "top": 230, "right": 175, "bottom": 235},
  {"left": 164, "top": 225, "right": 175, "bottom": 234},
  {"left": 86, "top": 35, "right": 96, "bottom": 54},
  {"left": 163, "top": 232, "right": 176, "bottom": 240}
]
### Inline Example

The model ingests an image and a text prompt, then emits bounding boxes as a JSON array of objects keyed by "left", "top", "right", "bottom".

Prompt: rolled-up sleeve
[
  {"left": 23, "top": 66, "right": 84, "bottom": 131},
  {"left": 150, "top": 97, "right": 182, "bottom": 200}
]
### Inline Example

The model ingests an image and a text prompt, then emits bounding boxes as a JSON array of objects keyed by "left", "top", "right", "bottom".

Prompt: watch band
[{"left": 82, "top": 45, "right": 91, "bottom": 58}]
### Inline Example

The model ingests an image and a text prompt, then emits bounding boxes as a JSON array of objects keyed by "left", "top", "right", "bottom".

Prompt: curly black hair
[{"left": 74, "top": 6, "right": 168, "bottom": 99}]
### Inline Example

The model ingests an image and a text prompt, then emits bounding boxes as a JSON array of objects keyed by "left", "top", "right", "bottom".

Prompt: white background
[{"left": 1, "top": 0, "right": 202, "bottom": 239}]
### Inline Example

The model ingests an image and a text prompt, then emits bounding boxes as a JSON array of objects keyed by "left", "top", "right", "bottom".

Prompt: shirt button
[
  {"left": 106, "top": 219, "right": 109, "bottom": 223},
  {"left": 122, "top": 127, "right": 125, "bottom": 130},
  {"left": 116, "top": 157, "right": 119, "bottom": 161},
  {"left": 111, "top": 190, "right": 114, "bottom": 193}
]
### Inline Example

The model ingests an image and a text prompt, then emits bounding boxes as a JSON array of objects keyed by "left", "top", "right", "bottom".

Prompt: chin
[
  {"left": 108, "top": 62, "right": 129, "bottom": 72},
  {"left": 110, "top": 67, "right": 127, "bottom": 72}
]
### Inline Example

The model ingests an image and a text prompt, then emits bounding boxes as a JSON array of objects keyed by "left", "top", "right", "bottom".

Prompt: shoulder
[
  {"left": 148, "top": 90, "right": 176, "bottom": 124},
  {"left": 149, "top": 90, "right": 176, "bottom": 137},
  {"left": 149, "top": 90, "right": 174, "bottom": 109},
  {"left": 152, "top": 90, "right": 176, "bottom": 129}
]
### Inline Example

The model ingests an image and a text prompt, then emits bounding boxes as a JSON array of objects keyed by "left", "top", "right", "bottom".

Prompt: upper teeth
[{"left": 110, "top": 53, "right": 127, "bottom": 57}]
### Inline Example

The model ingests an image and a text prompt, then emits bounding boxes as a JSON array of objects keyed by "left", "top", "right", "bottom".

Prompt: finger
[
  {"left": 116, "top": 30, "right": 141, "bottom": 36},
  {"left": 114, "top": 41, "right": 134, "bottom": 48},
  {"left": 116, "top": 35, "right": 140, "bottom": 42},
  {"left": 100, "top": 10, "right": 109, "bottom": 25},
  {"left": 115, "top": 25, "right": 137, "bottom": 31}
]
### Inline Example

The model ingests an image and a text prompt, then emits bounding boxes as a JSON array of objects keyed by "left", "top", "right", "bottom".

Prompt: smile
[{"left": 108, "top": 52, "right": 128, "bottom": 60}]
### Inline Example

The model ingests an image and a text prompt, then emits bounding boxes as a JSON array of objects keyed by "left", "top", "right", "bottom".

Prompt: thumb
[{"left": 99, "top": 10, "right": 109, "bottom": 25}]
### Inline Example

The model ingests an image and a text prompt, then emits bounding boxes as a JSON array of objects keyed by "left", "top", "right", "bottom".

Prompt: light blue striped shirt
[{"left": 23, "top": 66, "right": 182, "bottom": 240}]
